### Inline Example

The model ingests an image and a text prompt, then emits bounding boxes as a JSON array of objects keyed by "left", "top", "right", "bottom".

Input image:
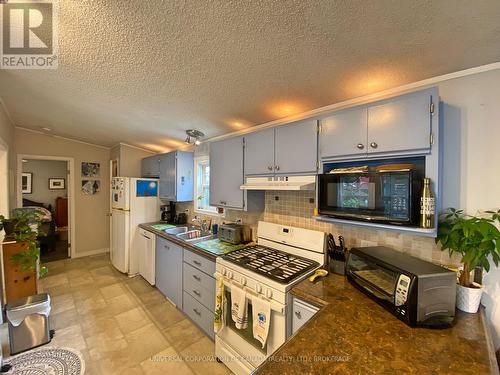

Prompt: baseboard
[{"left": 72, "top": 248, "right": 109, "bottom": 258}]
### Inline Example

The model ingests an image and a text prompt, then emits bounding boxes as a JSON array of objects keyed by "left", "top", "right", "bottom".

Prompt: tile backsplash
[{"left": 176, "top": 190, "right": 461, "bottom": 268}]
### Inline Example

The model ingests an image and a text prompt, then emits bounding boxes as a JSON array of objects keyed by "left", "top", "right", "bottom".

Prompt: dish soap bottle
[{"left": 420, "top": 178, "right": 435, "bottom": 228}]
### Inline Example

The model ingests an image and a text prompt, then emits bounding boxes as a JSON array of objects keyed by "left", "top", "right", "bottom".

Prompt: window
[{"left": 194, "top": 156, "right": 218, "bottom": 215}]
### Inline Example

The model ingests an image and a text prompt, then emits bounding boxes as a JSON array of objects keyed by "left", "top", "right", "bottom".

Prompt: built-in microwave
[{"left": 318, "top": 169, "right": 422, "bottom": 225}]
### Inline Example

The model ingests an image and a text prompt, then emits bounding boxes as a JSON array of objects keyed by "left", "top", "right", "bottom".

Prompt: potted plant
[
  {"left": 0, "top": 212, "right": 48, "bottom": 277},
  {"left": 435, "top": 208, "right": 500, "bottom": 313}
]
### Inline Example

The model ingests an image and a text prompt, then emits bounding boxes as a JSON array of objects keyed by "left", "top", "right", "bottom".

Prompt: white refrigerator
[{"left": 111, "top": 177, "right": 159, "bottom": 275}]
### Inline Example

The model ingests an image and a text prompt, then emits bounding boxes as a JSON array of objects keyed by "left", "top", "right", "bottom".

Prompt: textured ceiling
[{"left": 1, "top": 0, "right": 500, "bottom": 151}]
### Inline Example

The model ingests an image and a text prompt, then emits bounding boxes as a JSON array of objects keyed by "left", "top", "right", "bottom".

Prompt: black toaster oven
[{"left": 346, "top": 246, "right": 456, "bottom": 327}]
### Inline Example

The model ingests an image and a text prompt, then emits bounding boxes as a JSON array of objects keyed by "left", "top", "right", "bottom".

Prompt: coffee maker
[{"left": 161, "top": 201, "right": 176, "bottom": 223}]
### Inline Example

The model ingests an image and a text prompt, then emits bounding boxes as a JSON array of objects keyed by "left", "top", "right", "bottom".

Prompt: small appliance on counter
[
  {"left": 218, "top": 223, "right": 252, "bottom": 245},
  {"left": 176, "top": 211, "right": 188, "bottom": 224},
  {"left": 346, "top": 246, "right": 456, "bottom": 328},
  {"left": 160, "top": 201, "right": 176, "bottom": 223}
]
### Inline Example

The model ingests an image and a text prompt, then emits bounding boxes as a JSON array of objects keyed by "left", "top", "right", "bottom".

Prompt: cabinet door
[
  {"left": 159, "top": 152, "right": 176, "bottom": 200},
  {"left": 275, "top": 120, "right": 318, "bottom": 174},
  {"left": 155, "top": 237, "right": 183, "bottom": 308},
  {"left": 210, "top": 136, "right": 244, "bottom": 209},
  {"left": 319, "top": 107, "right": 368, "bottom": 159},
  {"left": 292, "top": 298, "right": 319, "bottom": 335},
  {"left": 244, "top": 128, "right": 275, "bottom": 175},
  {"left": 141, "top": 156, "right": 160, "bottom": 177},
  {"left": 367, "top": 89, "right": 434, "bottom": 154},
  {"left": 175, "top": 151, "right": 194, "bottom": 202}
]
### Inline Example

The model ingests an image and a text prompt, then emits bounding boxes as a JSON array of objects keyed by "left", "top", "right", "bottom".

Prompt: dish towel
[
  {"left": 214, "top": 276, "right": 224, "bottom": 333},
  {"left": 252, "top": 296, "right": 271, "bottom": 348},
  {"left": 231, "top": 286, "right": 248, "bottom": 329}
]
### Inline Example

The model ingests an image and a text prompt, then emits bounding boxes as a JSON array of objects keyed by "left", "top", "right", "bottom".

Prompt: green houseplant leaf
[{"left": 436, "top": 208, "right": 500, "bottom": 287}]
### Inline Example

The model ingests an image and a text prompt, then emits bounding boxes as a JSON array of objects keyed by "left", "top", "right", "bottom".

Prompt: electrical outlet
[{"left": 235, "top": 218, "right": 243, "bottom": 224}]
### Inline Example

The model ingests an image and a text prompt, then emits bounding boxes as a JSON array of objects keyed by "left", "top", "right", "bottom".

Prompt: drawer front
[
  {"left": 183, "top": 291, "right": 215, "bottom": 340},
  {"left": 183, "top": 249, "right": 215, "bottom": 276},
  {"left": 292, "top": 298, "right": 319, "bottom": 334},
  {"left": 183, "top": 263, "right": 215, "bottom": 311}
]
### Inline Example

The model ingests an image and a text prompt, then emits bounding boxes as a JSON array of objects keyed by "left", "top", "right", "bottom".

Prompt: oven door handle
[{"left": 214, "top": 272, "right": 285, "bottom": 315}]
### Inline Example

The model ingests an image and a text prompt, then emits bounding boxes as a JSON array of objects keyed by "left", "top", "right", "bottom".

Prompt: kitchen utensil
[{"left": 308, "top": 269, "right": 329, "bottom": 283}]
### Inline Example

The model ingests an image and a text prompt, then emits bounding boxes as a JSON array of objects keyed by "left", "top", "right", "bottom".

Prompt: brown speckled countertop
[
  {"left": 256, "top": 274, "right": 499, "bottom": 375},
  {"left": 139, "top": 222, "right": 220, "bottom": 261}
]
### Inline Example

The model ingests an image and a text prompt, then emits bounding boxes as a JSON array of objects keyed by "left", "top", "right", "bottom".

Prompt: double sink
[{"left": 164, "top": 226, "right": 214, "bottom": 244}]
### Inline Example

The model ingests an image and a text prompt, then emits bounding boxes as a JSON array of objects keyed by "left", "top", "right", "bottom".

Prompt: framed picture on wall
[
  {"left": 21, "top": 173, "right": 33, "bottom": 194},
  {"left": 81, "top": 180, "right": 100, "bottom": 195},
  {"left": 49, "top": 178, "right": 65, "bottom": 190},
  {"left": 81, "top": 162, "right": 100, "bottom": 177}
]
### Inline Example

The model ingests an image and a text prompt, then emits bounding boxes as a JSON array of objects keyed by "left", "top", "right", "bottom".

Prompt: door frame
[{"left": 16, "top": 154, "right": 77, "bottom": 258}]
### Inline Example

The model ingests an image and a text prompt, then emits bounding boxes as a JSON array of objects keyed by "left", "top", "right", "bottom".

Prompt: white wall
[
  {"left": 437, "top": 69, "right": 500, "bottom": 348},
  {"left": 111, "top": 143, "right": 155, "bottom": 177},
  {"left": 22, "top": 159, "right": 68, "bottom": 208}
]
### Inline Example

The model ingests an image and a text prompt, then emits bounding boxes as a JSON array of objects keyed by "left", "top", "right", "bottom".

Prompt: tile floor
[{"left": 2, "top": 254, "right": 232, "bottom": 375}]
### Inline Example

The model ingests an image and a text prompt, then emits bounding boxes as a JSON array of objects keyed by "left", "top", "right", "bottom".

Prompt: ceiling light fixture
[{"left": 184, "top": 129, "right": 204, "bottom": 146}]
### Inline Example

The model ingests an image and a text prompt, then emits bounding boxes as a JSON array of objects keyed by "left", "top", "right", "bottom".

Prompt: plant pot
[
  {"left": 456, "top": 283, "right": 483, "bottom": 313},
  {"left": 2, "top": 219, "right": 18, "bottom": 236}
]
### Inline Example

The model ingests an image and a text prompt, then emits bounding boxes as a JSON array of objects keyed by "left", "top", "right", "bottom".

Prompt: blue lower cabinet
[
  {"left": 183, "top": 291, "right": 215, "bottom": 340},
  {"left": 155, "top": 237, "right": 183, "bottom": 308}
]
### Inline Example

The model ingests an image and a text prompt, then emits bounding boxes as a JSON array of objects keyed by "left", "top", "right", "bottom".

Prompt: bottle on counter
[{"left": 420, "top": 178, "right": 435, "bottom": 228}]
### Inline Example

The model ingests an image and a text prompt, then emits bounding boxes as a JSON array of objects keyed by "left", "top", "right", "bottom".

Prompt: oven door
[
  {"left": 215, "top": 281, "right": 288, "bottom": 371},
  {"left": 318, "top": 172, "right": 413, "bottom": 224}
]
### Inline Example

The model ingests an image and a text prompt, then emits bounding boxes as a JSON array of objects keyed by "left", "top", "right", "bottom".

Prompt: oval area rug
[{"left": 5, "top": 346, "right": 85, "bottom": 375}]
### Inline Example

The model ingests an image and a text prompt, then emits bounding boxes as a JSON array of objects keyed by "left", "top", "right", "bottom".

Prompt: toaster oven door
[{"left": 346, "top": 252, "right": 400, "bottom": 303}]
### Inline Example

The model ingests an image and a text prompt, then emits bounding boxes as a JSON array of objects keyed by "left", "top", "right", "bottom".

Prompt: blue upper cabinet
[
  {"left": 243, "top": 128, "right": 275, "bottom": 175},
  {"left": 158, "top": 151, "right": 193, "bottom": 202},
  {"left": 141, "top": 155, "right": 160, "bottom": 178},
  {"left": 320, "top": 87, "right": 437, "bottom": 161},
  {"left": 319, "top": 107, "right": 368, "bottom": 160},
  {"left": 274, "top": 119, "right": 318, "bottom": 174},
  {"left": 244, "top": 120, "right": 318, "bottom": 176},
  {"left": 367, "top": 88, "right": 436, "bottom": 155},
  {"left": 210, "top": 136, "right": 245, "bottom": 209}
]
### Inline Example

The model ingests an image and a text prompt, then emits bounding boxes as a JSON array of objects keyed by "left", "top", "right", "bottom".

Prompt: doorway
[{"left": 16, "top": 155, "right": 76, "bottom": 262}]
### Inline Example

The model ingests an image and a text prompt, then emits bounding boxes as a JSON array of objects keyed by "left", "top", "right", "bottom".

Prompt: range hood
[{"left": 240, "top": 176, "right": 316, "bottom": 191}]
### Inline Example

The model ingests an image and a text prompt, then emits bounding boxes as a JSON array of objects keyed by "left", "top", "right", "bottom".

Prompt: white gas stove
[{"left": 215, "top": 221, "right": 326, "bottom": 375}]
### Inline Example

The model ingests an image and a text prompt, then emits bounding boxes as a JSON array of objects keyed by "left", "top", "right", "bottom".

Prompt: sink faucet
[{"left": 192, "top": 216, "right": 211, "bottom": 232}]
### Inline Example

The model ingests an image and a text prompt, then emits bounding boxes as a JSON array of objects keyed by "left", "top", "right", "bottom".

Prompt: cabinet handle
[
  {"left": 193, "top": 290, "right": 201, "bottom": 296},
  {"left": 193, "top": 260, "right": 202, "bottom": 266},
  {"left": 356, "top": 143, "right": 365, "bottom": 150},
  {"left": 295, "top": 311, "right": 302, "bottom": 319},
  {"left": 193, "top": 308, "right": 201, "bottom": 316},
  {"left": 370, "top": 142, "right": 378, "bottom": 149},
  {"left": 267, "top": 165, "right": 273, "bottom": 171},
  {"left": 274, "top": 165, "right": 280, "bottom": 171},
  {"left": 193, "top": 275, "right": 201, "bottom": 281}
]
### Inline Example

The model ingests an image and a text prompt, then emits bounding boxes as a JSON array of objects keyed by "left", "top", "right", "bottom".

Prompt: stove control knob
[
  {"left": 265, "top": 289, "right": 273, "bottom": 299},
  {"left": 240, "top": 276, "right": 247, "bottom": 286},
  {"left": 255, "top": 284, "right": 262, "bottom": 293},
  {"left": 227, "top": 271, "right": 233, "bottom": 279},
  {"left": 221, "top": 268, "right": 227, "bottom": 276}
]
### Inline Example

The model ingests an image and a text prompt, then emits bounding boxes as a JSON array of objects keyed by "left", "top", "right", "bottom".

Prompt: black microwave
[{"left": 318, "top": 170, "right": 421, "bottom": 225}]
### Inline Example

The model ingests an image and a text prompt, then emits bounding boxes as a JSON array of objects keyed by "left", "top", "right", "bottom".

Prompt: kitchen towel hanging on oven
[
  {"left": 231, "top": 286, "right": 248, "bottom": 329},
  {"left": 214, "top": 276, "right": 225, "bottom": 333},
  {"left": 252, "top": 296, "right": 271, "bottom": 348}
]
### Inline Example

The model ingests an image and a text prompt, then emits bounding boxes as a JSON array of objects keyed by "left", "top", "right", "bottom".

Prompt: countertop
[
  {"left": 256, "top": 274, "right": 499, "bottom": 375},
  {"left": 139, "top": 222, "right": 245, "bottom": 261}
]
